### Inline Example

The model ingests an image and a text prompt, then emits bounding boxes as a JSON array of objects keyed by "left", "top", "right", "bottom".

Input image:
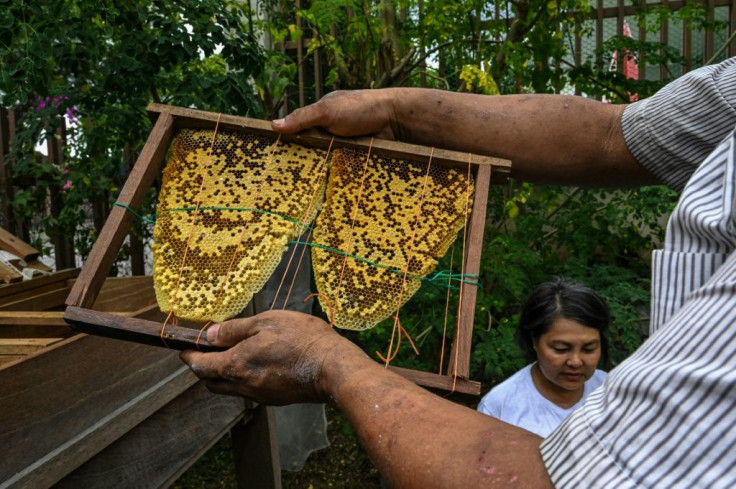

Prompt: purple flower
[
  {"left": 36, "top": 95, "right": 70, "bottom": 112},
  {"left": 65, "top": 106, "right": 79, "bottom": 125},
  {"left": 62, "top": 180, "right": 73, "bottom": 191}
]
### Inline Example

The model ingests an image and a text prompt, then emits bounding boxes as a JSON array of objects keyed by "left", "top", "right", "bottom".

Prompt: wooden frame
[{"left": 64, "top": 103, "right": 512, "bottom": 396}]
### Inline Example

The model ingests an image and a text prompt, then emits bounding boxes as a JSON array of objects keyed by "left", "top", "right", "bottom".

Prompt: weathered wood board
[{"left": 0, "top": 274, "right": 281, "bottom": 489}]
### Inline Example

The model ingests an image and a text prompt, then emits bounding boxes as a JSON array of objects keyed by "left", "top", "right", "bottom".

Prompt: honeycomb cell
[
  {"left": 153, "top": 128, "right": 328, "bottom": 322},
  {"left": 312, "top": 148, "right": 474, "bottom": 331}
]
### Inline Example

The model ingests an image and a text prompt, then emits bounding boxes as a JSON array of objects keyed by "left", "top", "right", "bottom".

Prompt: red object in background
[{"left": 610, "top": 21, "right": 639, "bottom": 102}]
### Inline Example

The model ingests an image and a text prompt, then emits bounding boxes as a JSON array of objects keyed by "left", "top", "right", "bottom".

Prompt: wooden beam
[
  {"left": 0, "top": 286, "right": 71, "bottom": 311},
  {"left": 64, "top": 306, "right": 223, "bottom": 352},
  {"left": 0, "top": 311, "right": 68, "bottom": 326},
  {"left": 0, "top": 226, "right": 39, "bottom": 261},
  {"left": 0, "top": 268, "right": 79, "bottom": 301},
  {"left": 146, "top": 103, "right": 512, "bottom": 178},
  {"left": 0, "top": 261, "right": 22, "bottom": 284},
  {"left": 0, "top": 337, "right": 64, "bottom": 355},
  {"left": 448, "top": 164, "right": 490, "bottom": 382},
  {"left": 0, "top": 310, "right": 76, "bottom": 341},
  {"left": 389, "top": 365, "right": 481, "bottom": 396}
]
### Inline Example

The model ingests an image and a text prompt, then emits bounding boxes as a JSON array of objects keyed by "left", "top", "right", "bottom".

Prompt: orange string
[
  {"left": 195, "top": 320, "right": 213, "bottom": 350},
  {"left": 304, "top": 292, "right": 335, "bottom": 327},
  {"left": 381, "top": 148, "right": 434, "bottom": 366},
  {"left": 160, "top": 310, "right": 176, "bottom": 348},
  {"left": 377, "top": 316, "right": 418, "bottom": 363},
  {"left": 270, "top": 137, "right": 335, "bottom": 310}
]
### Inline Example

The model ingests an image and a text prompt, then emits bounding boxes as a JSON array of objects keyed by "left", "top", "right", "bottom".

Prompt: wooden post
[
  {"left": 0, "top": 107, "right": 11, "bottom": 231},
  {"left": 0, "top": 107, "right": 24, "bottom": 239},
  {"left": 448, "top": 164, "right": 491, "bottom": 382},
  {"left": 48, "top": 118, "right": 76, "bottom": 270},
  {"left": 232, "top": 404, "right": 282, "bottom": 489}
]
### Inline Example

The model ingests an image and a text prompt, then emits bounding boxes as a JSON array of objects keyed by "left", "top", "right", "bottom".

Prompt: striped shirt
[{"left": 540, "top": 58, "right": 736, "bottom": 488}]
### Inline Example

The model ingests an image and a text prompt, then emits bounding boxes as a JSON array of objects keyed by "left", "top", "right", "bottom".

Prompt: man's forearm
[
  {"left": 386, "top": 88, "right": 656, "bottom": 187},
  {"left": 323, "top": 345, "right": 554, "bottom": 488}
]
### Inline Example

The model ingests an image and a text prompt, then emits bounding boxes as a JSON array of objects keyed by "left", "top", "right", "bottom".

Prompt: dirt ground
[{"left": 173, "top": 405, "right": 383, "bottom": 489}]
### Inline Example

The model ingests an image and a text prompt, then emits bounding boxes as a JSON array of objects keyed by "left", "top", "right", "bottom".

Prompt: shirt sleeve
[{"left": 622, "top": 57, "right": 736, "bottom": 192}]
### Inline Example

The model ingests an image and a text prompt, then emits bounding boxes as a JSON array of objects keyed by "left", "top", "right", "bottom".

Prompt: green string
[
  {"left": 290, "top": 240, "right": 480, "bottom": 288},
  {"left": 114, "top": 202, "right": 157, "bottom": 224},
  {"left": 113, "top": 202, "right": 313, "bottom": 230},
  {"left": 114, "top": 202, "right": 480, "bottom": 290}
]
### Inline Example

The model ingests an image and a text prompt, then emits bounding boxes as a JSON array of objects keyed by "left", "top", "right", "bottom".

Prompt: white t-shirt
[{"left": 476, "top": 363, "right": 607, "bottom": 438}]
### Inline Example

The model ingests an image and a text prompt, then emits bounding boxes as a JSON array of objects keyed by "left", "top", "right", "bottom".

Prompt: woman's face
[{"left": 533, "top": 317, "right": 602, "bottom": 392}]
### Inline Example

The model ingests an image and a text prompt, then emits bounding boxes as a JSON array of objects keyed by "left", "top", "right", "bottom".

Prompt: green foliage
[
  {"left": 1, "top": 0, "right": 266, "bottom": 268},
  {"left": 1, "top": 0, "right": 713, "bottom": 389},
  {"left": 475, "top": 183, "right": 677, "bottom": 383},
  {"left": 242, "top": 0, "right": 705, "bottom": 386}
]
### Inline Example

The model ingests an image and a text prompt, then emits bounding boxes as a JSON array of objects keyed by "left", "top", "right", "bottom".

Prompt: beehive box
[{"left": 0, "top": 270, "right": 279, "bottom": 489}]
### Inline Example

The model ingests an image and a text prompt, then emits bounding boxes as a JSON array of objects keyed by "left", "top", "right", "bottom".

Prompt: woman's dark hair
[{"left": 516, "top": 276, "right": 610, "bottom": 368}]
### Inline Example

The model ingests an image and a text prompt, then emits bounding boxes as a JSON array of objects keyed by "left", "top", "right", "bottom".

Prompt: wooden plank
[
  {"left": 85, "top": 276, "right": 156, "bottom": 312},
  {"left": 0, "top": 282, "right": 69, "bottom": 307},
  {"left": 389, "top": 365, "right": 481, "bottom": 396},
  {"left": 232, "top": 404, "right": 282, "bottom": 489},
  {"left": 0, "top": 286, "right": 70, "bottom": 311},
  {"left": 0, "top": 337, "right": 64, "bottom": 355},
  {"left": 0, "top": 268, "right": 79, "bottom": 301},
  {"left": 0, "top": 355, "right": 23, "bottom": 366},
  {"left": 0, "top": 261, "right": 22, "bottom": 284},
  {"left": 0, "top": 334, "right": 192, "bottom": 488},
  {"left": 65, "top": 113, "right": 175, "bottom": 309},
  {"left": 54, "top": 382, "right": 247, "bottom": 489},
  {"left": 0, "top": 311, "right": 68, "bottom": 326},
  {"left": 449, "top": 164, "right": 490, "bottom": 381},
  {"left": 0, "top": 226, "right": 39, "bottom": 261},
  {"left": 64, "top": 306, "right": 223, "bottom": 352},
  {"left": 146, "top": 103, "right": 513, "bottom": 177},
  {"left": 24, "top": 259, "right": 52, "bottom": 273},
  {"left": 0, "top": 312, "right": 73, "bottom": 339}
]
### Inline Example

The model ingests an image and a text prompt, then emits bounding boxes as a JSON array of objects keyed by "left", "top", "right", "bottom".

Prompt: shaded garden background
[{"left": 2, "top": 0, "right": 732, "bottom": 486}]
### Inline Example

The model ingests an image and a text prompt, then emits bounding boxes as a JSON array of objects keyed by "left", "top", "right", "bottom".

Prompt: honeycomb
[
  {"left": 312, "top": 148, "right": 474, "bottom": 330},
  {"left": 152, "top": 128, "right": 328, "bottom": 322}
]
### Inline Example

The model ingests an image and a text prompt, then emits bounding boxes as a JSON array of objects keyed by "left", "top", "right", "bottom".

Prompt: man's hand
[
  {"left": 180, "top": 310, "right": 361, "bottom": 405},
  {"left": 271, "top": 89, "right": 399, "bottom": 139}
]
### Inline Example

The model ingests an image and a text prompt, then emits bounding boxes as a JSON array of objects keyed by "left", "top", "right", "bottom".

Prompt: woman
[{"left": 477, "top": 277, "right": 610, "bottom": 438}]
